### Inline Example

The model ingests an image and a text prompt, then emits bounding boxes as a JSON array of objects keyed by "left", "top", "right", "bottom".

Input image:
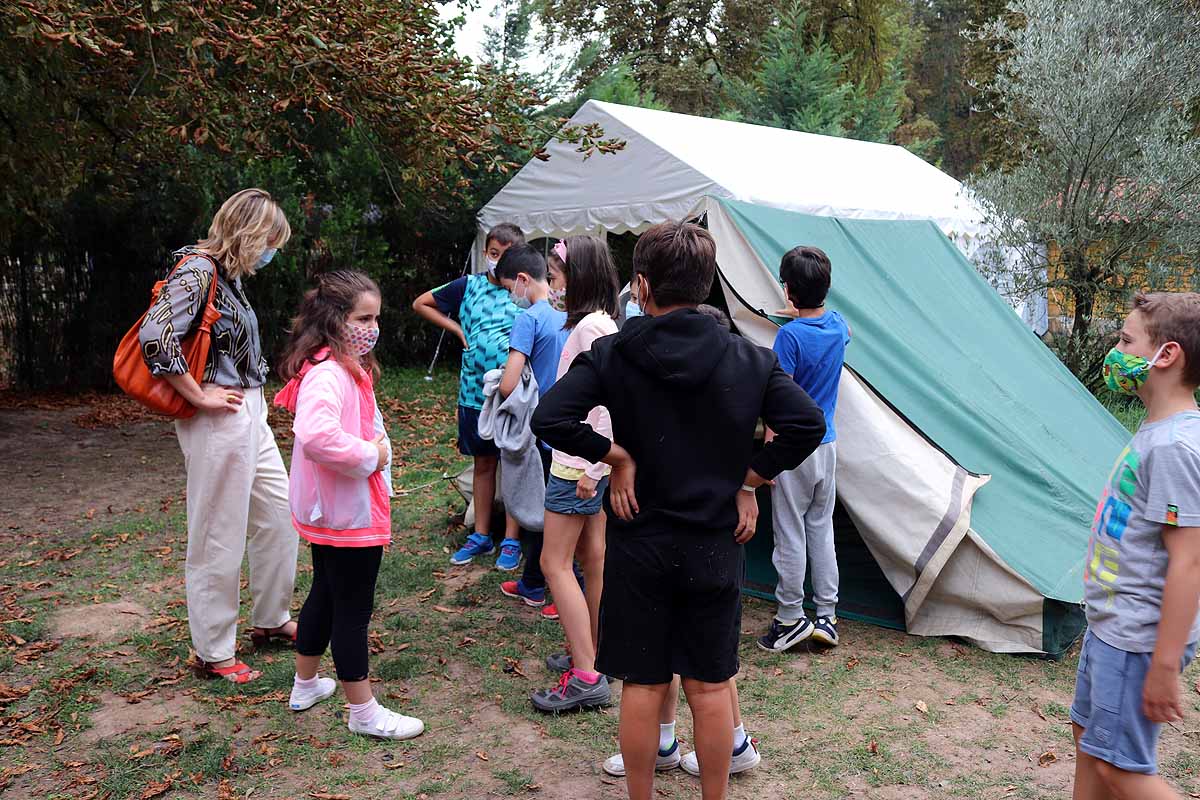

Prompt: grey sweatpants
[{"left": 771, "top": 441, "right": 839, "bottom": 621}]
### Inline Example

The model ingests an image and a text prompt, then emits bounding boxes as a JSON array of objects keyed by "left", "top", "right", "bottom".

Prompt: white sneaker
[
  {"left": 289, "top": 677, "right": 337, "bottom": 711},
  {"left": 602, "top": 740, "right": 682, "bottom": 777},
  {"left": 348, "top": 706, "right": 425, "bottom": 740},
  {"left": 681, "top": 737, "right": 761, "bottom": 776}
]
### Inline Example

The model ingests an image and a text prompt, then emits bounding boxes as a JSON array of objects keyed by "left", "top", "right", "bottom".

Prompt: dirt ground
[
  {"left": 0, "top": 386, "right": 1198, "bottom": 800},
  {"left": 0, "top": 396, "right": 185, "bottom": 542}
]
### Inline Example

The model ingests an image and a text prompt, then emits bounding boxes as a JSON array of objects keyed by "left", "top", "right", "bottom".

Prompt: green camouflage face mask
[{"left": 1102, "top": 344, "right": 1167, "bottom": 395}]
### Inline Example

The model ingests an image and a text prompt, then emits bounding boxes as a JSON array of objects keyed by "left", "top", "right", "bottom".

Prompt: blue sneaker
[
  {"left": 812, "top": 615, "right": 839, "bottom": 647},
  {"left": 450, "top": 533, "right": 494, "bottom": 565},
  {"left": 495, "top": 539, "right": 522, "bottom": 571}
]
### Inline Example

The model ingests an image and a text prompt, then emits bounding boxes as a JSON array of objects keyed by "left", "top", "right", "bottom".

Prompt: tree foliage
[
  {"left": 967, "top": 0, "right": 1200, "bottom": 382},
  {"left": 0, "top": 0, "right": 621, "bottom": 233}
]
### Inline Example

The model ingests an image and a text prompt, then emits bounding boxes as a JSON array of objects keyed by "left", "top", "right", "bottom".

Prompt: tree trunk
[{"left": 1066, "top": 280, "right": 1096, "bottom": 377}]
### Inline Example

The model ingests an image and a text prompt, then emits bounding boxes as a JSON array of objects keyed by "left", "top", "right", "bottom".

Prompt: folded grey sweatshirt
[{"left": 479, "top": 366, "right": 545, "bottom": 532}]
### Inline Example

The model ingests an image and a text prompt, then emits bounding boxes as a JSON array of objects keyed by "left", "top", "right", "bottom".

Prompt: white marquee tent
[{"left": 475, "top": 100, "right": 1047, "bottom": 333}]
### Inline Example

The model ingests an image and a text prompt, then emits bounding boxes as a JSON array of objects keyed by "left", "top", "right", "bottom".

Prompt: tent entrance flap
[{"left": 744, "top": 494, "right": 906, "bottom": 631}]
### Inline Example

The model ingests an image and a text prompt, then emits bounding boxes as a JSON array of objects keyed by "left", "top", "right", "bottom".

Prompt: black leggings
[{"left": 295, "top": 543, "right": 382, "bottom": 682}]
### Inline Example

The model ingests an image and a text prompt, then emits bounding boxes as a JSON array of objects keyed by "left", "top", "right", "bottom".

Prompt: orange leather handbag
[{"left": 112, "top": 253, "right": 221, "bottom": 419}]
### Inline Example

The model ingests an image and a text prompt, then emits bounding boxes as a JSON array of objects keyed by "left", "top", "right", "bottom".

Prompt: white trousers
[
  {"left": 771, "top": 441, "right": 839, "bottom": 621},
  {"left": 175, "top": 386, "right": 298, "bottom": 662}
]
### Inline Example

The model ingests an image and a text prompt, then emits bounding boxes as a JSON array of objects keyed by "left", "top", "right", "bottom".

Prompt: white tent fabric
[{"left": 476, "top": 100, "right": 1047, "bottom": 331}]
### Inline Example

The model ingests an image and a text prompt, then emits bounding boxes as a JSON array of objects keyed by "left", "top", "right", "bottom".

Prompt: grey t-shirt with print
[{"left": 1085, "top": 410, "right": 1200, "bottom": 652}]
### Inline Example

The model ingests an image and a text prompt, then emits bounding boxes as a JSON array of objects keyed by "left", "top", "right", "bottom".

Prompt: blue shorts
[
  {"left": 1070, "top": 630, "right": 1196, "bottom": 774},
  {"left": 545, "top": 475, "right": 608, "bottom": 516},
  {"left": 456, "top": 406, "right": 498, "bottom": 458}
]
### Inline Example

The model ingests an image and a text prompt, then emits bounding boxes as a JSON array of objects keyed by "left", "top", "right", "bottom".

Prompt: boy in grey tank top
[{"left": 1073, "top": 292, "right": 1200, "bottom": 799}]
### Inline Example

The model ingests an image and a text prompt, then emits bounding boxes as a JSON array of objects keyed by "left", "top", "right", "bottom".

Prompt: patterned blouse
[{"left": 138, "top": 248, "right": 269, "bottom": 388}]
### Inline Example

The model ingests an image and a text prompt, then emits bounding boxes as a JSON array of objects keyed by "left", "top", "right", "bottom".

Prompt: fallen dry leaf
[
  {"left": 432, "top": 605, "right": 461, "bottom": 614},
  {"left": 868, "top": 740, "right": 878, "bottom": 755},
  {"left": 476, "top": 751, "right": 489, "bottom": 761},
  {"left": 1038, "top": 751, "right": 1058, "bottom": 767},
  {"left": 914, "top": 700, "right": 929, "bottom": 716},
  {"left": 308, "top": 793, "right": 351, "bottom": 800}
]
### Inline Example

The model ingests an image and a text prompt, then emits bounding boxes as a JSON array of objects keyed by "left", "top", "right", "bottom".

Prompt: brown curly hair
[{"left": 279, "top": 270, "right": 381, "bottom": 382}]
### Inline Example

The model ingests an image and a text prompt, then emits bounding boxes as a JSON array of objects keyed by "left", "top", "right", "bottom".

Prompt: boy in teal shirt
[{"left": 413, "top": 223, "right": 524, "bottom": 568}]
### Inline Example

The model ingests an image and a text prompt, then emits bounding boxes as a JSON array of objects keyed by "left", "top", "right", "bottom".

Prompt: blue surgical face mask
[
  {"left": 509, "top": 279, "right": 532, "bottom": 310},
  {"left": 625, "top": 299, "right": 643, "bottom": 319},
  {"left": 259, "top": 247, "right": 278, "bottom": 267}
]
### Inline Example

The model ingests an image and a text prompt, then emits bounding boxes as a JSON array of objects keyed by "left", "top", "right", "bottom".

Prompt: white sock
[
  {"left": 733, "top": 724, "right": 748, "bottom": 750},
  {"left": 293, "top": 673, "right": 319, "bottom": 690},
  {"left": 348, "top": 697, "right": 381, "bottom": 726},
  {"left": 659, "top": 721, "right": 676, "bottom": 751}
]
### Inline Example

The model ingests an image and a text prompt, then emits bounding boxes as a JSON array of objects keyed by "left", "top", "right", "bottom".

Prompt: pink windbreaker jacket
[{"left": 274, "top": 349, "right": 392, "bottom": 547}]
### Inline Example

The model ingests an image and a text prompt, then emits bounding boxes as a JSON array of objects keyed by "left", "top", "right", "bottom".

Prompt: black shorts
[
  {"left": 596, "top": 528, "right": 743, "bottom": 685},
  {"left": 457, "top": 405, "right": 498, "bottom": 457}
]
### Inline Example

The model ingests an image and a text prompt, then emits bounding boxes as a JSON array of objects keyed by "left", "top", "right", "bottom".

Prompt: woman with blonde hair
[{"left": 139, "top": 188, "right": 299, "bottom": 684}]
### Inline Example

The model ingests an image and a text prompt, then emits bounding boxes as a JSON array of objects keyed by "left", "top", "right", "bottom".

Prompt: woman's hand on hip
[{"left": 197, "top": 385, "right": 244, "bottom": 413}]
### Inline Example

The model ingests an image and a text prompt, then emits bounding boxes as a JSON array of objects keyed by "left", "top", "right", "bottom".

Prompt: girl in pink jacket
[{"left": 274, "top": 270, "right": 423, "bottom": 740}]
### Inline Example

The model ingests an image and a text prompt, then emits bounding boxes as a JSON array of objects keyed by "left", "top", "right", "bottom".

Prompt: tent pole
[{"left": 424, "top": 248, "right": 474, "bottom": 382}]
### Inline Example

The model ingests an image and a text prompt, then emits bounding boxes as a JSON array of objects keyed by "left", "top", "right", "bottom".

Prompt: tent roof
[
  {"left": 718, "top": 198, "right": 1129, "bottom": 602},
  {"left": 478, "top": 100, "right": 989, "bottom": 241}
]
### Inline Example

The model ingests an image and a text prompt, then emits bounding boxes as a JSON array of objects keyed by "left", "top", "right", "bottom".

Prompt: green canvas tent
[
  {"left": 474, "top": 102, "right": 1130, "bottom": 655},
  {"left": 717, "top": 198, "right": 1130, "bottom": 656}
]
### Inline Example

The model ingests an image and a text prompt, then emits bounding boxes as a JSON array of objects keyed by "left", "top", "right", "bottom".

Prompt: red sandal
[
  {"left": 248, "top": 621, "right": 297, "bottom": 649},
  {"left": 192, "top": 658, "right": 262, "bottom": 684}
]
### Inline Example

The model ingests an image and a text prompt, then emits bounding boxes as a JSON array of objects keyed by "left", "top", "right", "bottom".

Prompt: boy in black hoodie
[{"left": 533, "top": 221, "right": 826, "bottom": 800}]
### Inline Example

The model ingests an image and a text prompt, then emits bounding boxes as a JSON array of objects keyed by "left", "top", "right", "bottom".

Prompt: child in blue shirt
[
  {"left": 760, "top": 245, "right": 851, "bottom": 653},
  {"left": 495, "top": 243, "right": 570, "bottom": 582}
]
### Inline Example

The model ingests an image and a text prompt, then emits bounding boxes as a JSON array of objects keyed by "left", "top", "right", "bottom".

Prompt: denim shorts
[
  {"left": 1070, "top": 630, "right": 1197, "bottom": 774},
  {"left": 545, "top": 475, "right": 608, "bottom": 516}
]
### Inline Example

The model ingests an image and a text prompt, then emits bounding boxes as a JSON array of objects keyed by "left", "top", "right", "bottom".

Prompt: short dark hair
[
  {"left": 696, "top": 303, "right": 731, "bottom": 330},
  {"left": 632, "top": 221, "right": 716, "bottom": 307},
  {"left": 780, "top": 246, "right": 831, "bottom": 309},
  {"left": 561, "top": 235, "right": 619, "bottom": 329},
  {"left": 1133, "top": 291, "right": 1200, "bottom": 387},
  {"left": 494, "top": 243, "right": 546, "bottom": 282},
  {"left": 486, "top": 223, "right": 525, "bottom": 248}
]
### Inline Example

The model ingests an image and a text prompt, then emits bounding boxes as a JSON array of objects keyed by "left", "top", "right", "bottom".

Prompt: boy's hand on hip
[
  {"left": 576, "top": 475, "right": 598, "bottom": 500},
  {"left": 734, "top": 490, "right": 759, "bottom": 543},
  {"left": 1143, "top": 661, "right": 1183, "bottom": 723},
  {"left": 606, "top": 447, "right": 639, "bottom": 521}
]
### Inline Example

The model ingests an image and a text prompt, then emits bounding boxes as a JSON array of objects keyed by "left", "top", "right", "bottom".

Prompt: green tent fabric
[{"left": 719, "top": 197, "right": 1130, "bottom": 607}]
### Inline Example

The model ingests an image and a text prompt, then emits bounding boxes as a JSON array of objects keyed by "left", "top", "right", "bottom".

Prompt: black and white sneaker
[
  {"left": 811, "top": 615, "right": 839, "bottom": 646},
  {"left": 757, "top": 617, "right": 813, "bottom": 652},
  {"left": 530, "top": 668, "right": 611, "bottom": 713}
]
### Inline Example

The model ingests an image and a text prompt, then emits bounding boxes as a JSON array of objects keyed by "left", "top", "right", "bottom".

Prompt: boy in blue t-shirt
[
  {"left": 759, "top": 245, "right": 851, "bottom": 653},
  {"left": 494, "top": 243, "right": 570, "bottom": 583},
  {"left": 413, "top": 223, "right": 524, "bottom": 568}
]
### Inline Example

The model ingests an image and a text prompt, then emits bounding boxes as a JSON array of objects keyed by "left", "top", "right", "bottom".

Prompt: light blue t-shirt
[
  {"left": 773, "top": 310, "right": 850, "bottom": 444},
  {"left": 509, "top": 299, "right": 568, "bottom": 397}
]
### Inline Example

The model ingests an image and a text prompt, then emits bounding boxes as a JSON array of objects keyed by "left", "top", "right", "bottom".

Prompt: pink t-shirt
[{"left": 551, "top": 311, "right": 617, "bottom": 481}]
